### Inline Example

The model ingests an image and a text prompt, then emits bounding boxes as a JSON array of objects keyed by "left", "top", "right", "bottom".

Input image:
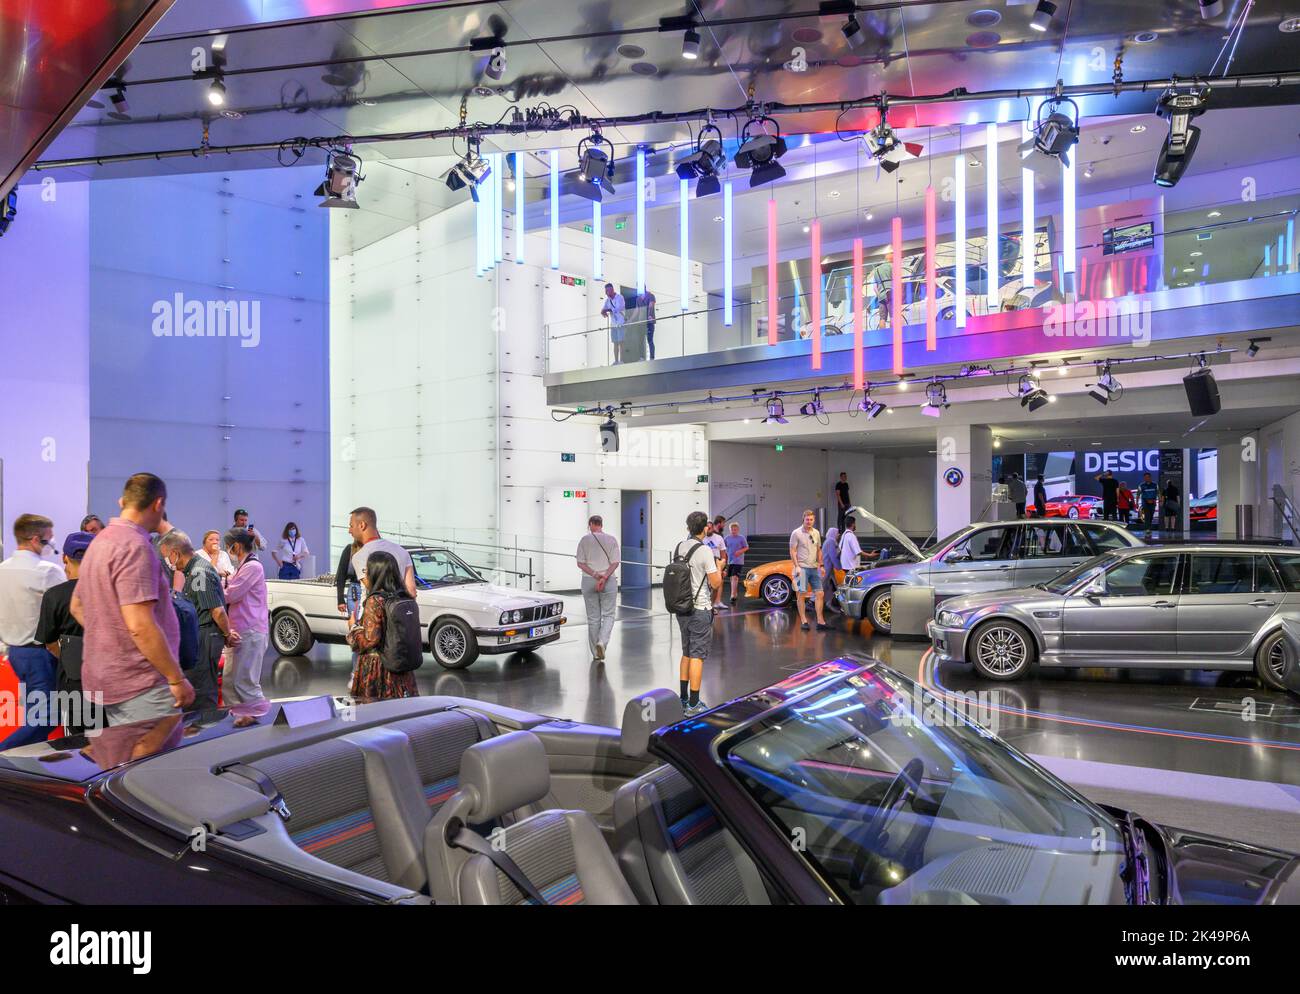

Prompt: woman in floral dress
[{"left": 346, "top": 550, "right": 418, "bottom": 702}]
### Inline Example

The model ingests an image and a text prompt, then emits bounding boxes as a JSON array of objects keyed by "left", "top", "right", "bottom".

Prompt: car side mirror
[{"left": 1081, "top": 577, "right": 1105, "bottom": 601}]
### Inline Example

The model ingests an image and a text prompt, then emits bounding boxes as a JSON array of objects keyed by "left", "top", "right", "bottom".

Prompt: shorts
[
  {"left": 103, "top": 684, "right": 178, "bottom": 726},
  {"left": 676, "top": 609, "right": 714, "bottom": 660},
  {"left": 726, "top": 564, "right": 745, "bottom": 579},
  {"left": 793, "top": 566, "right": 823, "bottom": 592}
]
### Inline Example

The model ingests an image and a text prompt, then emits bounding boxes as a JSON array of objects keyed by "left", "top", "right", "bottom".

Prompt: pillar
[{"left": 935, "top": 424, "right": 992, "bottom": 537}]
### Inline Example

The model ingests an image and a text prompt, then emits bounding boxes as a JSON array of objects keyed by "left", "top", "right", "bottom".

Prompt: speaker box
[
  {"left": 1183, "top": 366, "right": 1221, "bottom": 416},
  {"left": 599, "top": 419, "right": 620, "bottom": 453}
]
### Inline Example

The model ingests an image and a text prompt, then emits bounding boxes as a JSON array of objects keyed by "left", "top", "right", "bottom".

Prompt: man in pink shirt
[
  {"left": 222, "top": 528, "right": 270, "bottom": 725},
  {"left": 71, "top": 473, "right": 194, "bottom": 726}
]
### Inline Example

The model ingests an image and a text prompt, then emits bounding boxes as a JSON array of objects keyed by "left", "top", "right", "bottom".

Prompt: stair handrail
[
  {"left": 1272, "top": 484, "right": 1300, "bottom": 546},
  {"left": 715, "top": 493, "right": 758, "bottom": 534}
]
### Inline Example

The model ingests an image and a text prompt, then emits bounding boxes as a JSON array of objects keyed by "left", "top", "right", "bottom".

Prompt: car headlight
[
  {"left": 511, "top": 609, "right": 523, "bottom": 623},
  {"left": 499, "top": 610, "right": 510, "bottom": 625},
  {"left": 851, "top": 573, "right": 866, "bottom": 588},
  {"left": 936, "top": 610, "right": 966, "bottom": 628},
  {"left": 745, "top": 570, "right": 757, "bottom": 583},
  {"left": 551, "top": 602, "right": 561, "bottom": 616}
]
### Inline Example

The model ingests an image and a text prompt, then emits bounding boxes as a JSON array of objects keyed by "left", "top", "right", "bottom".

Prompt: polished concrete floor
[{"left": 261, "top": 587, "right": 1300, "bottom": 850}]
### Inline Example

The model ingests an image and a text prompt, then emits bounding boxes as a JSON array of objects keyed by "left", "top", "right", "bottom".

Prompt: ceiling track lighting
[
  {"left": 1087, "top": 363, "right": 1122, "bottom": 405},
  {"left": 1017, "top": 374, "right": 1050, "bottom": 412},
  {"left": 864, "top": 97, "right": 923, "bottom": 173},
  {"left": 675, "top": 122, "right": 726, "bottom": 197},
  {"left": 682, "top": 27, "right": 701, "bottom": 60},
  {"left": 484, "top": 47, "right": 508, "bottom": 81},
  {"left": 921, "top": 381, "right": 949, "bottom": 418},
  {"left": 841, "top": 13, "right": 865, "bottom": 49},
  {"left": 314, "top": 149, "right": 363, "bottom": 209},
  {"left": 799, "top": 391, "right": 825, "bottom": 418},
  {"left": 108, "top": 83, "right": 130, "bottom": 117},
  {"left": 574, "top": 130, "right": 617, "bottom": 202},
  {"left": 1020, "top": 89, "right": 1079, "bottom": 171},
  {"left": 1199, "top": 0, "right": 1224, "bottom": 19},
  {"left": 1154, "top": 85, "right": 1209, "bottom": 188},
  {"left": 443, "top": 135, "right": 491, "bottom": 201},
  {"left": 207, "top": 76, "right": 227, "bottom": 107},
  {"left": 762, "top": 394, "right": 788, "bottom": 425},
  {"left": 1247, "top": 336, "right": 1270, "bottom": 357},
  {"left": 733, "top": 114, "right": 788, "bottom": 188},
  {"left": 1030, "top": 0, "right": 1057, "bottom": 32}
]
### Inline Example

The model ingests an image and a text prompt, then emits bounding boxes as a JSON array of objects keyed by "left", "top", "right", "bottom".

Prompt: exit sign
[
  {"left": 561, "top": 453, "right": 576, "bottom": 462},
  {"left": 614, "top": 220, "right": 627, "bottom": 230},
  {"left": 775, "top": 444, "right": 784, "bottom": 452},
  {"left": 560, "top": 274, "right": 586, "bottom": 287},
  {"left": 697, "top": 474, "right": 708, "bottom": 483},
  {"left": 582, "top": 224, "right": 593, "bottom": 233},
  {"left": 562, "top": 490, "right": 588, "bottom": 498}
]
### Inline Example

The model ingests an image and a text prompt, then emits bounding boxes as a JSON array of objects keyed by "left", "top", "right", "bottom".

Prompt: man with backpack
[{"left": 664, "top": 511, "right": 721, "bottom": 716}]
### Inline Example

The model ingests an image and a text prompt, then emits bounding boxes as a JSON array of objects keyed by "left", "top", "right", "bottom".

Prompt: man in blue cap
[{"left": 35, "top": 531, "right": 96, "bottom": 734}]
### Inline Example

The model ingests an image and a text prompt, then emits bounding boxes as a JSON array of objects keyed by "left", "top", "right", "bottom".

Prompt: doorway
[{"left": 621, "top": 490, "right": 651, "bottom": 590}]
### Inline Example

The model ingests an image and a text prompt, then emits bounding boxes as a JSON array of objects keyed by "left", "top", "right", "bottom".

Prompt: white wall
[{"left": 873, "top": 455, "right": 938, "bottom": 539}]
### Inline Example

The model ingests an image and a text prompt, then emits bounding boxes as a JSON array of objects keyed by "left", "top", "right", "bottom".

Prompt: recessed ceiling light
[
  {"left": 864, "top": 211, "right": 873, "bottom": 220},
  {"left": 1132, "top": 31, "right": 1158, "bottom": 43},
  {"left": 1159, "top": 439, "right": 1171, "bottom": 443},
  {"left": 1207, "top": 210, "right": 1222, "bottom": 218},
  {"left": 1190, "top": 250, "right": 1203, "bottom": 257},
  {"left": 968, "top": 156, "right": 981, "bottom": 167},
  {"left": 802, "top": 224, "right": 810, "bottom": 233},
  {"left": 827, "top": 190, "right": 840, "bottom": 199},
  {"left": 1280, "top": 15, "right": 1300, "bottom": 32},
  {"left": 1130, "top": 124, "right": 1146, "bottom": 133},
  {"left": 1176, "top": 282, "right": 1188, "bottom": 287},
  {"left": 713, "top": 215, "right": 724, "bottom": 222}
]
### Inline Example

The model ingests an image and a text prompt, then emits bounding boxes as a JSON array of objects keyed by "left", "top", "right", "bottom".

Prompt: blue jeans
[{"left": 1, "top": 645, "right": 58, "bottom": 748}]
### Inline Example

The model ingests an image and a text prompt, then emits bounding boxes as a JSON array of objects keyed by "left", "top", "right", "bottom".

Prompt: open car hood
[{"left": 847, "top": 505, "right": 924, "bottom": 561}]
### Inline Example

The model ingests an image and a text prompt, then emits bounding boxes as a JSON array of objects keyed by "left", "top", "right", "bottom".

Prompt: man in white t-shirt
[
  {"left": 789, "top": 508, "right": 827, "bottom": 631},
  {"left": 576, "top": 515, "right": 620, "bottom": 662},
  {"left": 348, "top": 506, "right": 416, "bottom": 597},
  {"left": 839, "top": 515, "right": 863, "bottom": 571},
  {"left": 600, "top": 283, "right": 627, "bottom": 364},
  {"left": 704, "top": 516, "right": 728, "bottom": 612},
  {"left": 675, "top": 511, "right": 721, "bottom": 716}
]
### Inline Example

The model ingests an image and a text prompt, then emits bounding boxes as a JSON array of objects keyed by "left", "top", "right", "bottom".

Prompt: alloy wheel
[
  {"left": 976, "top": 626, "right": 1028, "bottom": 676},
  {"left": 274, "top": 615, "right": 301, "bottom": 652},
  {"left": 873, "top": 593, "right": 891, "bottom": 627},
  {"left": 436, "top": 624, "right": 467, "bottom": 662},
  {"left": 763, "top": 576, "right": 791, "bottom": 605}
]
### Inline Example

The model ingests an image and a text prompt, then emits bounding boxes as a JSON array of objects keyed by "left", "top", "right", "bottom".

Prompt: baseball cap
[
  {"left": 234, "top": 508, "right": 249, "bottom": 517},
  {"left": 62, "top": 531, "right": 95, "bottom": 560}
]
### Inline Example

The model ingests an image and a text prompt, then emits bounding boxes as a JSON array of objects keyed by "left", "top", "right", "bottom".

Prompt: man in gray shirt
[
  {"left": 1007, "top": 473, "right": 1028, "bottom": 519},
  {"left": 675, "top": 511, "right": 721, "bottom": 716},
  {"left": 348, "top": 506, "right": 416, "bottom": 597}
]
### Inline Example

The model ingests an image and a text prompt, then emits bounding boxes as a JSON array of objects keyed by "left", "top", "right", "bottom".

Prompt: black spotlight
[
  {"left": 1153, "top": 87, "right": 1208, "bottom": 188},
  {"left": 1199, "top": 0, "right": 1224, "bottom": 18},
  {"left": 682, "top": 28, "right": 701, "bottom": 60},
  {"left": 676, "top": 123, "right": 726, "bottom": 197},
  {"left": 1247, "top": 337, "right": 1270, "bottom": 357},
  {"left": 762, "top": 395, "right": 788, "bottom": 425},
  {"left": 1030, "top": 0, "right": 1057, "bottom": 31},
  {"left": 574, "top": 131, "right": 616, "bottom": 202},
  {"left": 443, "top": 140, "right": 491, "bottom": 201},
  {"left": 315, "top": 151, "right": 362, "bottom": 209},
  {"left": 864, "top": 104, "right": 923, "bottom": 174},
  {"left": 1018, "top": 375, "right": 1050, "bottom": 412},
  {"left": 1021, "top": 95, "right": 1079, "bottom": 171},
  {"left": 842, "top": 14, "right": 865, "bottom": 48},
  {"left": 734, "top": 116, "right": 788, "bottom": 188}
]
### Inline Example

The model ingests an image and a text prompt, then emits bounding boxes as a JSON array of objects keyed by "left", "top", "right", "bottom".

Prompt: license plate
[{"left": 529, "top": 624, "right": 557, "bottom": 638}]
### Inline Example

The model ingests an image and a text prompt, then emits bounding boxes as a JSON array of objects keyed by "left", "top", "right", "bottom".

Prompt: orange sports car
[{"left": 743, "top": 560, "right": 846, "bottom": 607}]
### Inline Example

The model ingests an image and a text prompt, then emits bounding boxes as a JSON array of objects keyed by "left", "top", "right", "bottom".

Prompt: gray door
[
  {"left": 1061, "top": 553, "right": 1180, "bottom": 660},
  {"left": 1176, "top": 553, "right": 1280, "bottom": 659},
  {"left": 620, "top": 490, "right": 651, "bottom": 589},
  {"left": 1012, "top": 522, "right": 1091, "bottom": 588},
  {"left": 929, "top": 525, "right": 1017, "bottom": 599}
]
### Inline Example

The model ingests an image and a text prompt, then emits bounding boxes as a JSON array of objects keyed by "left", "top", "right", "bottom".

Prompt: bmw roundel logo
[{"left": 943, "top": 467, "right": 964, "bottom": 488}]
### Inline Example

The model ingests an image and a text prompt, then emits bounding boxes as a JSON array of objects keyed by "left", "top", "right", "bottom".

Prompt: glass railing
[{"left": 543, "top": 190, "right": 1299, "bottom": 376}]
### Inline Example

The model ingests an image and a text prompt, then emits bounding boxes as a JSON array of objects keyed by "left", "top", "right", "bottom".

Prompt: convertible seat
[
  {"left": 426, "top": 730, "right": 636, "bottom": 905},
  {"left": 612, "top": 689, "right": 769, "bottom": 905}
]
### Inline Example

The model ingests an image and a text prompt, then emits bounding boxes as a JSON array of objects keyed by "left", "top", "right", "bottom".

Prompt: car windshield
[
  {"left": 719, "top": 667, "right": 1125, "bottom": 905},
  {"left": 1039, "top": 553, "right": 1118, "bottom": 593},
  {"left": 410, "top": 549, "right": 483, "bottom": 587},
  {"left": 921, "top": 527, "right": 971, "bottom": 556}
]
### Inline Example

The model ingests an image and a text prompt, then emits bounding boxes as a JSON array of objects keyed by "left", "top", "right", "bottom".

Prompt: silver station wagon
[
  {"left": 836, "top": 513, "right": 1144, "bottom": 634},
  {"left": 929, "top": 545, "right": 1300, "bottom": 688}
]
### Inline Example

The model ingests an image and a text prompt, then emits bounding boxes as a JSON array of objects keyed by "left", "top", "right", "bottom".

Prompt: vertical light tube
[
  {"left": 493, "top": 154, "right": 503, "bottom": 264},
  {"left": 1062, "top": 151, "right": 1077, "bottom": 295},
  {"left": 955, "top": 147, "right": 966, "bottom": 329},
  {"left": 1279, "top": 234, "right": 1286, "bottom": 277},
  {"left": 549, "top": 150, "right": 559, "bottom": 270},
  {"left": 852, "top": 237, "right": 864, "bottom": 390},
  {"left": 925, "top": 184, "right": 937, "bottom": 350},
  {"left": 514, "top": 151, "right": 524, "bottom": 265},
  {"left": 1264, "top": 242, "right": 1271, "bottom": 278},
  {"left": 636, "top": 147, "right": 646, "bottom": 294},
  {"left": 476, "top": 193, "right": 487, "bottom": 275},
  {"left": 767, "top": 198, "right": 778, "bottom": 345},
  {"left": 593, "top": 200, "right": 602, "bottom": 279},
  {"left": 1287, "top": 217, "right": 1296, "bottom": 273},
  {"left": 679, "top": 177, "right": 689, "bottom": 312},
  {"left": 723, "top": 180, "right": 734, "bottom": 326},
  {"left": 1021, "top": 121, "right": 1034, "bottom": 295},
  {"left": 891, "top": 215, "right": 903, "bottom": 375},
  {"left": 985, "top": 123, "right": 999, "bottom": 313},
  {"left": 811, "top": 218, "right": 822, "bottom": 370}
]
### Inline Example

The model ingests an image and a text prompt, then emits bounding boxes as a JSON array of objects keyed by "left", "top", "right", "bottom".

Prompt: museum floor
[{"left": 260, "top": 590, "right": 1300, "bottom": 853}]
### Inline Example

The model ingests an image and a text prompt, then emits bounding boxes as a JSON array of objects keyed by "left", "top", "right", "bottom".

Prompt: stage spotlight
[
  {"left": 842, "top": 14, "right": 865, "bottom": 48},
  {"left": 676, "top": 124, "right": 726, "bottom": 197},
  {"left": 443, "top": 142, "right": 491, "bottom": 201},
  {"left": 1199, "top": 0, "right": 1224, "bottom": 18},
  {"left": 207, "top": 77, "right": 226, "bottom": 107},
  {"left": 856, "top": 395, "right": 886, "bottom": 419},
  {"left": 1018, "top": 375, "right": 1050, "bottom": 412},
  {"left": 1021, "top": 96, "right": 1079, "bottom": 171},
  {"left": 734, "top": 117, "right": 788, "bottom": 188},
  {"left": 315, "top": 151, "right": 362, "bottom": 209},
  {"left": 1030, "top": 1, "right": 1057, "bottom": 32},
  {"left": 485, "top": 47, "right": 507, "bottom": 81},
  {"left": 864, "top": 105, "right": 923, "bottom": 174},
  {"left": 799, "top": 392, "right": 825, "bottom": 418},
  {"left": 762, "top": 395, "right": 789, "bottom": 425},
  {"left": 109, "top": 85, "right": 130, "bottom": 116},
  {"left": 682, "top": 28, "right": 701, "bottom": 59},
  {"left": 1247, "top": 337, "right": 1270, "bottom": 357},
  {"left": 573, "top": 131, "right": 616, "bottom": 202},
  {"left": 1153, "top": 87, "right": 1208, "bottom": 188},
  {"left": 0, "top": 189, "right": 17, "bottom": 238},
  {"left": 922, "top": 381, "right": 949, "bottom": 418},
  {"left": 1088, "top": 370, "right": 1122, "bottom": 405}
]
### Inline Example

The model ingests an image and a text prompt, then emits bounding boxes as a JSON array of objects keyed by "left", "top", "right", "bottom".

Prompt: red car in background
[
  {"left": 1029, "top": 494, "right": 1102, "bottom": 519},
  {"left": 1190, "top": 490, "right": 1218, "bottom": 524}
]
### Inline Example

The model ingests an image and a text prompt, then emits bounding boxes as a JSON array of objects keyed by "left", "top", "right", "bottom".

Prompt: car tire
[
  {"left": 941, "top": 306, "right": 955, "bottom": 321},
  {"left": 866, "top": 587, "right": 893, "bottom": 634},
  {"left": 430, "top": 617, "right": 479, "bottom": 670},
  {"left": 270, "top": 609, "right": 313, "bottom": 656},
  {"left": 1067, "top": 507, "right": 1079, "bottom": 519},
  {"left": 969, "top": 619, "right": 1036, "bottom": 680},
  {"left": 1254, "top": 630, "right": 1289, "bottom": 693},
  {"left": 761, "top": 574, "right": 793, "bottom": 607}
]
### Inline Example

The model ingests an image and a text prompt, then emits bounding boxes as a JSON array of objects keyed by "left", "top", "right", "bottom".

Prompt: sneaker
[
  {"left": 594, "top": 642, "right": 605, "bottom": 660},
  {"left": 801, "top": 622, "right": 810, "bottom": 631},
  {"left": 730, "top": 597, "right": 738, "bottom": 606},
  {"left": 680, "top": 696, "right": 690, "bottom": 713},
  {"left": 816, "top": 622, "right": 829, "bottom": 631},
  {"left": 685, "top": 700, "right": 709, "bottom": 716}
]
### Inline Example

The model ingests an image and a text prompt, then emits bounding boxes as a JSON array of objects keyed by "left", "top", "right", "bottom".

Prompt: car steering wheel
[{"left": 849, "top": 757, "right": 924, "bottom": 891}]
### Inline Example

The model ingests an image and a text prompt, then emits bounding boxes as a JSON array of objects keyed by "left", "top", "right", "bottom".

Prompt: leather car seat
[
  {"left": 425, "top": 730, "right": 636, "bottom": 905},
  {"left": 611, "top": 689, "right": 770, "bottom": 905}
]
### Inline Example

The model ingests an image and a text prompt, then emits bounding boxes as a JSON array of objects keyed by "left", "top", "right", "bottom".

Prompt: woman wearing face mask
[
  {"left": 273, "top": 522, "right": 309, "bottom": 581},
  {"left": 222, "top": 529, "right": 270, "bottom": 726}
]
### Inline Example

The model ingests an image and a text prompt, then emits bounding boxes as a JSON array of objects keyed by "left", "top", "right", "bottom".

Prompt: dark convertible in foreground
[{"left": 1, "top": 658, "right": 1297, "bottom": 905}]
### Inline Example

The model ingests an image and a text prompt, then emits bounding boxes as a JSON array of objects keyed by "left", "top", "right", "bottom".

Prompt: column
[
  {"left": 935, "top": 424, "right": 992, "bottom": 537},
  {"left": 1216, "top": 438, "right": 1258, "bottom": 540}
]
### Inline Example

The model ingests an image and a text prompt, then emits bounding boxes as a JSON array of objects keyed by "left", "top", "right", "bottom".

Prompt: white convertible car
[{"left": 265, "top": 546, "right": 566, "bottom": 669}]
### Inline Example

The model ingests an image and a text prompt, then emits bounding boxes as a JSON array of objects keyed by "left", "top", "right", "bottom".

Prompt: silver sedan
[
  {"left": 837, "top": 516, "right": 1143, "bottom": 634},
  {"left": 928, "top": 545, "right": 1300, "bottom": 689}
]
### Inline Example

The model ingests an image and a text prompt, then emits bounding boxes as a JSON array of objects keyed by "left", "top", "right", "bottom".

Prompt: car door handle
[
  {"left": 998, "top": 564, "right": 1014, "bottom": 570},
  {"left": 1152, "top": 600, "right": 1175, "bottom": 608},
  {"left": 1069, "top": 561, "right": 1083, "bottom": 566},
  {"left": 1249, "top": 599, "right": 1277, "bottom": 608}
]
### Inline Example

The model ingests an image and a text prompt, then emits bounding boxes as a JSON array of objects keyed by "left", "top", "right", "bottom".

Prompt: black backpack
[
  {"left": 376, "top": 594, "right": 424, "bottom": 673},
  {"left": 662, "top": 541, "right": 707, "bottom": 616},
  {"left": 172, "top": 592, "right": 200, "bottom": 670}
]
